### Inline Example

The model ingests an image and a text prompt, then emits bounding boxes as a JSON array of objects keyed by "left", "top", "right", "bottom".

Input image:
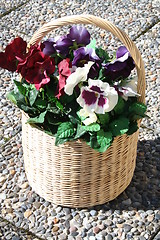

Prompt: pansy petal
[
  {"left": 72, "top": 47, "right": 100, "bottom": 66},
  {"left": 68, "top": 26, "right": 90, "bottom": 45},
  {"left": 83, "top": 112, "right": 97, "bottom": 126},
  {"left": 116, "top": 46, "right": 128, "bottom": 58},
  {"left": 64, "top": 61, "right": 94, "bottom": 95},
  {"left": 43, "top": 38, "right": 56, "bottom": 56},
  {"left": 119, "top": 77, "right": 141, "bottom": 100},
  {"left": 77, "top": 87, "right": 98, "bottom": 113}
]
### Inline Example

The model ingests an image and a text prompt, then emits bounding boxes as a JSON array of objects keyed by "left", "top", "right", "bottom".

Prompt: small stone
[
  {"left": 63, "top": 207, "right": 71, "bottom": 215},
  {"left": 93, "top": 226, "right": 101, "bottom": 234},
  {"left": 24, "top": 210, "right": 32, "bottom": 218},
  {"left": 0, "top": 176, "right": 7, "bottom": 183},
  {"left": 52, "top": 226, "right": 59, "bottom": 232},
  {"left": 34, "top": 202, "right": 41, "bottom": 209},
  {"left": 10, "top": 169, "right": 16, "bottom": 175},
  {"left": 98, "top": 215, "right": 106, "bottom": 220},
  {"left": 106, "top": 234, "right": 113, "bottom": 240},
  {"left": 20, "top": 182, "right": 29, "bottom": 189},
  {"left": 155, "top": 213, "right": 160, "bottom": 220},
  {"left": 70, "top": 226, "right": 78, "bottom": 233},
  {"left": 53, "top": 217, "right": 59, "bottom": 224},
  {"left": 123, "top": 224, "right": 132, "bottom": 232},
  {"left": 139, "top": 237, "right": 146, "bottom": 240},
  {"left": 0, "top": 193, "right": 6, "bottom": 200},
  {"left": 106, "top": 220, "right": 112, "bottom": 226},
  {"left": 122, "top": 198, "right": 132, "bottom": 206},
  {"left": 59, "top": 233, "right": 67, "bottom": 240},
  {"left": 147, "top": 215, "right": 154, "bottom": 222},
  {"left": 90, "top": 210, "right": 97, "bottom": 216},
  {"left": 12, "top": 237, "right": 21, "bottom": 240}
]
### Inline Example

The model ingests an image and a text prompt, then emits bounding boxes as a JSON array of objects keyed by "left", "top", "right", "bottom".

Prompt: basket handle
[{"left": 29, "top": 14, "right": 145, "bottom": 104}]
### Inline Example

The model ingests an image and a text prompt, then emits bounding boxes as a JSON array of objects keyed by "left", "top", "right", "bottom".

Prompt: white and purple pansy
[
  {"left": 116, "top": 77, "right": 140, "bottom": 101},
  {"left": 77, "top": 79, "right": 118, "bottom": 114},
  {"left": 64, "top": 61, "right": 94, "bottom": 95}
]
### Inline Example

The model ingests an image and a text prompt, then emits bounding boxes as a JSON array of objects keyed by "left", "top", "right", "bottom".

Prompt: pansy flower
[
  {"left": 72, "top": 47, "right": 101, "bottom": 78},
  {"left": 104, "top": 46, "right": 135, "bottom": 81},
  {"left": 17, "top": 44, "right": 55, "bottom": 90},
  {"left": 115, "top": 77, "right": 140, "bottom": 101},
  {"left": 78, "top": 108, "right": 97, "bottom": 126},
  {"left": 42, "top": 38, "right": 57, "bottom": 56},
  {"left": 55, "top": 26, "right": 90, "bottom": 56},
  {"left": 55, "top": 58, "right": 71, "bottom": 99},
  {"left": 77, "top": 79, "right": 118, "bottom": 114},
  {"left": 64, "top": 61, "right": 94, "bottom": 96},
  {"left": 0, "top": 37, "right": 27, "bottom": 72}
]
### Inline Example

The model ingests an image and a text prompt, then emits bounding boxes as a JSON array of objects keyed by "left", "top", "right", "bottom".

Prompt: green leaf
[
  {"left": 46, "top": 113, "right": 63, "bottom": 126},
  {"left": 109, "top": 117, "right": 129, "bottom": 136},
  {"left": 19, "top": 104, "right": 38, "bottom": 115},
  {"left": 89, "top": 134, "right": 100, "bottom": 149},
  {"left": 74, "top": 124, "right": 87, "bottom": 139},
  {"left": 95, "top": 48, "right": 110, "bottom": 63},
  {"left": 55, "top": 122, "right": 76, "bottom": 145},
  {"left": 86, "top": 39, "right": 96, "bottom": 49},
  {"left": 26, "top": 111, "right": 47, "bottom": 124},
  {"left": 6, "top": 91, "right": 17, "bottom": 104},
  {"left": 47, "top": 103, "right": 61, "bottom": 114},
  {"left": 127, "top": 122, "right": 139, "bottom": 135},
  {"left": 14, "top": 80, "right": 26, "bottom": 96},
  {"left": 114, "top": 96, "right": 125, "bottom": 115},
  {"left": 98, "top": 113, "right": 110, "bottom": 126},
  {"left": 84, "top": 123, "right": 100, "bottom": 132},
  {"left": 129, "top": 102, "right": 147, "bottom": 116},
  {"left": 96, "top": 130, "right": 112, "bottom": 152},
  {"left": 29, "top": 88, "right": 38, "bottom": 106}
]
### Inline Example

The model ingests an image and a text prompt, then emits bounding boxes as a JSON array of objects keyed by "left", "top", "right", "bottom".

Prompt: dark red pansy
[
  {"left": 0, "top": 37, "right": 27, "bottom": 72},
  {"left": 17, "top": 44, "right": 55, "bottom": 90}
]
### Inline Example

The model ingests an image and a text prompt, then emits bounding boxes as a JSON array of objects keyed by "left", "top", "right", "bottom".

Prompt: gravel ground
[{"left": 0, "top": 0, "right": 160, "bottom": 239}]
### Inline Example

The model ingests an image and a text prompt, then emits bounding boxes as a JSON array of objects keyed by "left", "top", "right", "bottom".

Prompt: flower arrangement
[{"left": 0, "top": 26, "right": 147, "bottom": 152}]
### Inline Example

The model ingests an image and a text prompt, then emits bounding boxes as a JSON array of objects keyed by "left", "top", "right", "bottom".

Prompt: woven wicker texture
[{"left": 22, "top": 15, "right": 145, "bottom": 207}]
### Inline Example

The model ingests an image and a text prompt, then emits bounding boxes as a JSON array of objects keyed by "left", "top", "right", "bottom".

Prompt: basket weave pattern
[
  {"left": 22, "top": 113, "right": 139, "bottom": 207},
  {"left": 22, "top": 15, "right": 145, "bottom": 207}
]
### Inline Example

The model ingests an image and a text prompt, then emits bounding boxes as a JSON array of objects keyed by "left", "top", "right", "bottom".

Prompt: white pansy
[
  {"left": 120, "top": 77, "right": 140, "bottom": 101},
  {"left": 64, "top": 61, "right": 94, "bottom": 95},
  {"left": 79, "top": 108, "right": 97, "bottom": 126}
]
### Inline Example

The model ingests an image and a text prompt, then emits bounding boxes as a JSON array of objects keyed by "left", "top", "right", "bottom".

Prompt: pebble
[
  {"left": 24, "top": 210, "right": 32, "bottom": 218},
  {"left": 90, "top": 210, "right": 98, "bottom": 217},
  {"left": 52, "top": 226, "right": 59, "bottom": 232}
]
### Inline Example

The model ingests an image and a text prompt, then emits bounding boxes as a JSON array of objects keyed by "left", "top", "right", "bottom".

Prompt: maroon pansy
[{"left": 0, "top": 37, "right": 27, "bottom": 72}]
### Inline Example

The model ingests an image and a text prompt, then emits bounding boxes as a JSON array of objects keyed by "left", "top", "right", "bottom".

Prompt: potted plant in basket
[
  {"left": 0, "top": 25, "right": 147, "bottom": 153},
  {"left": 0, "top": 15, "right": 148, "bottom": 208}
]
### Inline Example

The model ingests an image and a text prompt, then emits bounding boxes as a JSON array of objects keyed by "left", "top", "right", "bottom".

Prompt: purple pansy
[
  {"left": 55, "top": 26, "right": 90, "bottom": 56},
  {"left": 68, "top": 26, "right": 90, "bottom": 45},
  {"left": 77, "top": 79, "right": 118, "bottom": 114},
  {"left": 72, "top": 47, "right": 101, "bottom": 78},
  {"left": 55, "top": 36, "right": 73, "bottom": 55},
  {"left": 72, "top": 47, "right": 100, "bottom": 66},
  {"left": 42, "top": 38, "right": 56, "bottom": 56},
  {"left": 104, "top": 46, "right": 135, "bottom": 81}
]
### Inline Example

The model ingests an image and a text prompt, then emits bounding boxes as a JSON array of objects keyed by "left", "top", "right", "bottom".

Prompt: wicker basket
[{"left": 22, "top": 14, "right": 145, "bottom": 208}]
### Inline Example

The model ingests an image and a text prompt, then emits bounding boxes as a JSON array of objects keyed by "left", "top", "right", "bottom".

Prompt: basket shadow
[{"left": 82, "top": 137, "right": 160, "bottom": 211}]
